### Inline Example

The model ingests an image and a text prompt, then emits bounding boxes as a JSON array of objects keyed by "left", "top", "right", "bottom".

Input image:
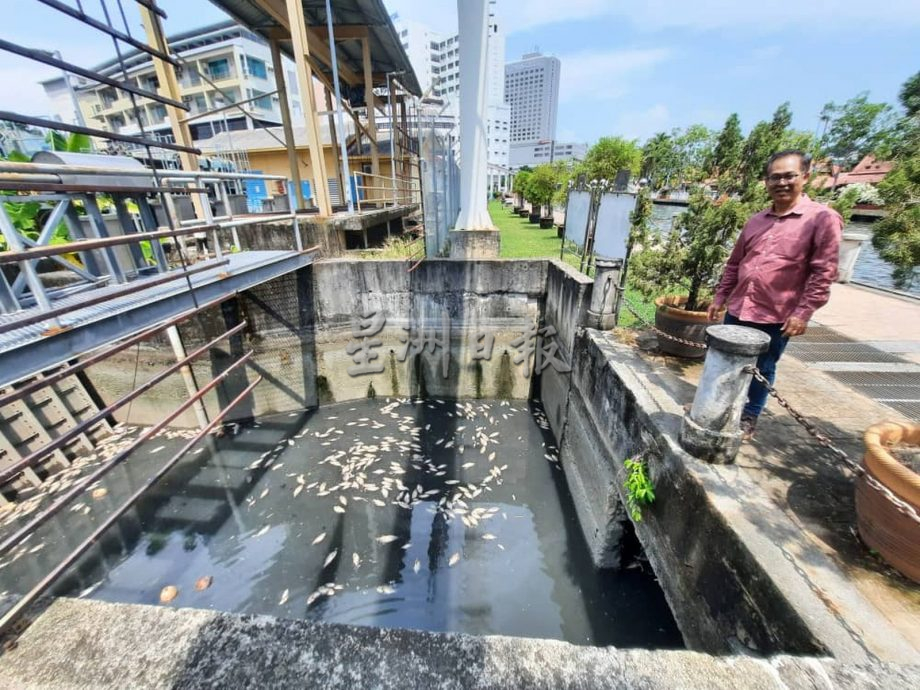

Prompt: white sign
[
  {"left": 592, "top": 192, "right": 636, "bottom": 260},
  {"left": 564, "top": 190, "right": 591, "bottom": 249}
]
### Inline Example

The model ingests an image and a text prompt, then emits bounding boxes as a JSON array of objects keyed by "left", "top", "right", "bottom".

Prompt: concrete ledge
[
  {"left": 554, "top": 331, "right": 920, "bottom": 662},
  {"left": 449, "top": 229, "right": 501, "bottom": 258},
  {"left": 1, "top": 598, "right": 917, "bottom": 689}
]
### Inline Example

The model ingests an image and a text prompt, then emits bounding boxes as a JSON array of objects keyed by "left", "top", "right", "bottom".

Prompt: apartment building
[{"left": 40, "top": 20, "right": 300, "bottom": 145}]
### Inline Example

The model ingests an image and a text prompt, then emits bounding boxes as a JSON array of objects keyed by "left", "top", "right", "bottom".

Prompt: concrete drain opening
[{"left": 10, "top": 397, "right": 682, "bottom": 649}]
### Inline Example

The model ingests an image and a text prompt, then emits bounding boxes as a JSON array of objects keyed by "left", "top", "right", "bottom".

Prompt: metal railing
[{"left": 350, "top": 170, "right": 420, "bottom": 212}]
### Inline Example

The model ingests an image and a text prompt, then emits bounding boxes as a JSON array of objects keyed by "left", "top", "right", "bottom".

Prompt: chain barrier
[
  {"left": 620, "top": 295, "right": 708, "bottom": 349},
  {"left": 744, "top": 365, "right": 920, "bottom": 526},
  {"left": 620, "top": 293, "right": 919, "bottom": 524}
]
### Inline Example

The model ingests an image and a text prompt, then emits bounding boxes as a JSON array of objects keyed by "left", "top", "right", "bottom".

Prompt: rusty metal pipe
[
  {"left": 0, "top": 351, "right": 254, "bottom": 557},
  {"left": 0, "top": 375, "right": 262, "bottom": 637},
  {"left": 0, "top": 293, "right": 236, "bottom": 408},
  {"left": 0, "top": 259, "right": 227, "bottom": 336},
  {"left": 0, "top": 320, "right": 246, "bottom": 485}
]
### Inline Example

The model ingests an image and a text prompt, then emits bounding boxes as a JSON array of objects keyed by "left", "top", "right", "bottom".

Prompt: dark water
[
  {"left": 0, "top": 399, "right": 682, "bottom": 648},
  {"left": 651, "top": 204, "right": 919, "bottom": 297}
]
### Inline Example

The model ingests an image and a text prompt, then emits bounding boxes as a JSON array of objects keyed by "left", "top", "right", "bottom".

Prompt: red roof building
[{"left": 810, "top": 155, "right": 893, "bottom": 190}]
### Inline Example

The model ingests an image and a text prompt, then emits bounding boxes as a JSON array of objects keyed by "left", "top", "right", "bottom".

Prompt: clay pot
[
  {"left": 653, "top": 295, "right": 718, "bottom": 359},
  {"left": 855, "top": 422, "right": 920, "bottom": 583}
]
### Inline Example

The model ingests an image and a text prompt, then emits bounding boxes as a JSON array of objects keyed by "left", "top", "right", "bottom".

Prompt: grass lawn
[{"left": 488, "top": 200, "right": 654, "bottom": 328}]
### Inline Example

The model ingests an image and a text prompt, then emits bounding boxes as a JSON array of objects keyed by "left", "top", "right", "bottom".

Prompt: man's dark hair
[{"left": 764, "top": 149, "right": 810, "bottom": 176}]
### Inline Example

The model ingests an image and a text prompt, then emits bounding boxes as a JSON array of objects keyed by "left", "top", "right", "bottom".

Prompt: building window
[
  {"left": 247, "top": 88, "right": 273, "bottom": 110},
  {"left": 207, "top": 58, "right": 231, "bottom": 80},
  {"left": 243, "top": 56, "right": 267, "bottom": 79}
]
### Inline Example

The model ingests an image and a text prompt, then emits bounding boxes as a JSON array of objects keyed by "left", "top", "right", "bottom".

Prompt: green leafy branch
[{"left": 624, "top": 457, "right": 656, "bottom": 522}]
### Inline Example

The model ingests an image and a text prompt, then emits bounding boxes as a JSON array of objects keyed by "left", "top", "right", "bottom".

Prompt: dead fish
[
  {"left": 461, "top": 462, "right": 475, "bottom": 469},
  {"left": 312, "top": 531, "right": 327, "bottom": 545},
  {"left": 488, "top": 452, "right": 496, "bottom": 462},
  {"left": 293, "top": 485, "right": 304, "bottom": 498},
  {"left": 413, "top": 559, "right": 421, "bottom": 574},
  {"left": 497, "top": 544, "right": 506, "bottom": 551},
  {"left": 448, "top": 552, "right": 460, "bottom": 567},
  {"left": 376, "top": 535, "right": 399, "bottom": 544},
  {"left": 338, "top": 496, "right": 348, "bottom": 506},
  {"left": 254, "top": 525, "right": 270, "bottom": 538},
  {"left": 306, "top": 590, "right": 325, "bottom": 606},
  {"left": 324, "top": 550, "right": 338, "bottom": 568},
  {"left": 372, "top": 499, "right": 386, "bottom": 508},
  {"left": 259, "top": 488, "right": 269, "bottom": 499},
  {"left": 195, "top": 576, "right": 213, "bottom": 591},
  {"left": 288, "top": 439, "right": 295, "bottom": 446},
  {"left": 482, "top": 534, "right": 497, "bottom": 540},
  {"left": 279, "top": 589, "right": 290, "bottom": 605},
  {"left": 91, "top": 488, "right": 108, "bottom": 500},
  {"left": 376, "top": 584, "right": 396, "bottom": 595},
  {"left": 159, "top": 585, "right": 179, "bottom": 603},
  {"left": 352, "top": 553, "right": 361, "bottom": 569},
  {"left": 149, "top": 445, "right": 165, "bottom": 455},
  {"left": 333, "top": 505, "right": 346, "bottom": 514}
]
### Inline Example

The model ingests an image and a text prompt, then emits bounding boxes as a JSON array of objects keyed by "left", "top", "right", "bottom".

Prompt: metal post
[
  {"left": 165, "top": 325, "right": 210, "bottom": 429},
  {"left": 0, "top": 203, "right": 55, "bottom": 315},
  {"left": 270, "top": 38, "right": 306, "bottom": 212},
  {"left": 286, "top": 0, "right": 333, "bottom": 216},
  {"left": 324, "top": 0, "right": 354, "bottom": 213},
  {"left": 387, "top": 73, "right": 400, "bottom": 205},
  {"left": 679, "top": 326, "right": 771, "bottom": 463},
  {"left": 362, "top": 37, "right": 380, "bottom": 179}
]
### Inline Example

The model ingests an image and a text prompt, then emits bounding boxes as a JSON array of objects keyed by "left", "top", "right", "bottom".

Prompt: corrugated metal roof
[{"left": 208, "top": 0, "right": 422, "bottom": 96}]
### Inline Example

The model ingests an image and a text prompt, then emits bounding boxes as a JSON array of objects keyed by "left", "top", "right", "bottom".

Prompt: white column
[{"left": 454, "top": 0, "right": 492, "bottom": 230}]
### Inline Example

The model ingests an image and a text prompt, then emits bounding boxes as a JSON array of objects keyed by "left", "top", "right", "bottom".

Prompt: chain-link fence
[{"left": 418, "top": 107, "right": 459, "bottom": 258}]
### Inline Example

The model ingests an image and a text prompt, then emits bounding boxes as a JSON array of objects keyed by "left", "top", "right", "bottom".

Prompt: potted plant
[
  {"left": 525, "top": 164, "right": 558, "bottom": 227},
  {"left": 856, "top": 422, "right": 920, "bottom": 583},
  {"left": 629, "top": 188, "right": 750, "bottom": 358},
  {"left": 512, "top": 169, "right": 531, "bottom": 215}
]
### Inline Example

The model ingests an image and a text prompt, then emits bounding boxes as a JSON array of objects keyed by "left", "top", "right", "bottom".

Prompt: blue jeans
[{"left": 723, "top": 313, "right": 789, "bottom": 418}]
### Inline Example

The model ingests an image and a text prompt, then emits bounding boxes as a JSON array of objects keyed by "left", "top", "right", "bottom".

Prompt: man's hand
[
  {"left": 782, "top": 315, "right": 807, "bottom": 337},
  {"left": 706, "top": 302, "right": 724, "bottom": 322}
]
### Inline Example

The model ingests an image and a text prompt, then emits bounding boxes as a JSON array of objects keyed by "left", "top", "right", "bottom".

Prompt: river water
[
  {"left": 650, "top": 204, "right": 919, "bottom": 298},
  {"left": 0, "top": 398, "right": 683, "bottom": 649}
]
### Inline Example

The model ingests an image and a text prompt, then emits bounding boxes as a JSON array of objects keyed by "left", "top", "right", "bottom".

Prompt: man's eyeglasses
[{"left": 766, "top": 172, "right": 801, "bottom": 184}]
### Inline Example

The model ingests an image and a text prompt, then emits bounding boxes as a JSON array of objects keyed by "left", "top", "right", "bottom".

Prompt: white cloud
[
  {"left": 558, "top": 48, "right": 671, "bottom": 103},
  {"left": 606, "top": 104, "right": 672, "bottom": 142}
]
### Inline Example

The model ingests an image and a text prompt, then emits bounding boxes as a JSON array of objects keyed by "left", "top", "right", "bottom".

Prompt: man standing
[{"left": 707, "top": 150, "right": 843, "bottom": 439}]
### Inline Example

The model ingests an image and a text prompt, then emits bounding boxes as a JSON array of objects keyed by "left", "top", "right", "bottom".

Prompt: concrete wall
[{"left": 311, "top": 259, "right": 547, "bottom": 402}]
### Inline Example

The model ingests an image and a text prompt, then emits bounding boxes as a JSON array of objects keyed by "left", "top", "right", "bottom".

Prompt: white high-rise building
[
  {"left": 505, "top": 51, "right": 585, "bottom": 168},
  {"left": 394, "top": 8, "right": 511, "bottom": 190}
]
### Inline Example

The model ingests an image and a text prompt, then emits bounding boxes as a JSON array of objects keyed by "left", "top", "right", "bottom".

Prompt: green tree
[
  {"left": 629, "top": 190, "right": 752, "bottom": 311},
  {"left": 870, "top": 74, "right": 920, "bottom": 289},
  {"left": 513, "top": 168, "right": 532, "bottom": 207},
  {"left": 578, "top": 136, "right": 642, "bottom": 181},
  {"left": 523, "top": 164, "right": 560, "bottom": 217},
  {"left": 641, "top": 132, "right": 678, "bottom": 190},
  {"left": 672, "top": 124, "right": 714, "bottom": 186},
  {"left": 739, "top": 102, "right": 795, "bottom": 200},
  {"left": 709, "top": 113, "right": 744, "bottom": 182},
  {"left": 819, "top": 92, "right": 895, "bottom": 167},
  {"left": 46, "top": 131, "right": 92, "bottom": 153}
]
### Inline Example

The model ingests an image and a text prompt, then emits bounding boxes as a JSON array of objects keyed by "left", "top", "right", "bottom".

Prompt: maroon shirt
[{"left": 714, "top": 195, "right": 843, "bottom": 324}]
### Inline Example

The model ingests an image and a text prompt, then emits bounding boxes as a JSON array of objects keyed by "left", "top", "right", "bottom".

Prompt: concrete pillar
[
  {"left": 450, "top": 0, "right": 499, "bottom": 258},
  {"left": 586, "top": 258, "right": 622, "bottom": 330},
  {"left": 679, "top": 325, "right": 771, "bottom": 464}
]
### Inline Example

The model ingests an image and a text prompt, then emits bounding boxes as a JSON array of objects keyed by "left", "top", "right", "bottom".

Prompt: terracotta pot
[
  {"left": 855, "top": 422, "right": 920, "bottom": 583},
  {"left": 653, "top": 295, "right": 718, "bottom": 359}
]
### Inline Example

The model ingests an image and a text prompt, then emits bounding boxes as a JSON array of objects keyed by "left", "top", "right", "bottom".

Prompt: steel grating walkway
[
  {"left": 0, "top": 250, "right": 315, "bottom": 389},
  {"left": 788, "top": 324, "right": 920, "bottom": 419}
]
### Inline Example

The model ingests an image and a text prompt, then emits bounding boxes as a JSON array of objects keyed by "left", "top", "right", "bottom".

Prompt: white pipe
[
  {"left": 0, "top": 162, "right": 286, "bottom": 181},
  {"left": 455, "top": 0, "right": 492, "bottom": 230}
]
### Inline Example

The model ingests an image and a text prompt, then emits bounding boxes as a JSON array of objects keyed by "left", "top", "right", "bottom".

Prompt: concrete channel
[{"left": 1, "top": 258, "right": 918, "bottom": 687}]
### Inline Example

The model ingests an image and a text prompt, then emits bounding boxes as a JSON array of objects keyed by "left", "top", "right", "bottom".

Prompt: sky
[{"left": 2, "top": 0, "right": 919, "bottom": 146}]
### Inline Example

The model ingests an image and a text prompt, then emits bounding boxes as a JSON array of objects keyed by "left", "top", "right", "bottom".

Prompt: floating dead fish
[
  {"left": 482, "top": 534, "right": 497, "bottom": 540},
  {"left": 91, "top": 488, "right": 108, "bottom": 500},
  {"left": 259, "top": 488, "right": 269, "bottom": 499},
  {"left": 376, "top": 584, "right": 396, "bottom": 595},
  {"left": 279, "top": 588, "right": 290, "bottom": 605},
  {"left": 312, "top": 532, "right": 327, "bottom": 545},
  {"left": 372, "top": 499, "right": 386, "bottom": 508},
  {"left": 448, "top": 552, "right": 460, "bottom": 567},
  {"left": 324, "top": 550, "right": 338, "bottom": 568},
  {"left": 254, "top": 525, "right": 270, "bottom": 538},
  {"left": 159, "top": 585, "right": 178, "bottom": 603},
  {"left": 288, "top": 439, "right": 295, "bottom": 446},
  {"left": 461, "top": 462, "right": 475, "bottom": 469},
  {"left": 195, "top": 576, "right": 213, "bottom": 591},
  {"left": 293, "top": 485, "right": 304, "bottom": 498},
  {"left": 498, "top": 544, "right": 506, "bottom": 551},
  {"left": 376, "top": 535, "right": 399, "bottom": 544},
  {"left": 149, "top": 446, "right": 165, "bottom": 455},
  {"left": 333, "top": 505, "right": 346, "bottom": 514},
  {"left": 352, "top": 553, "right": 361, "bottom": 569},
  {"left": 413, "top": 559, "right": 421, "bottom": 574}
]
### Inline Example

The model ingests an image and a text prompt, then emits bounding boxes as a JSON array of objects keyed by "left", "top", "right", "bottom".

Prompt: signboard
[
  {"left": 592, "top": 192, "right": 636, "bottom": 260},
  {"left": 564, "top": 190, "right": 591, "bottom": 249}
]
